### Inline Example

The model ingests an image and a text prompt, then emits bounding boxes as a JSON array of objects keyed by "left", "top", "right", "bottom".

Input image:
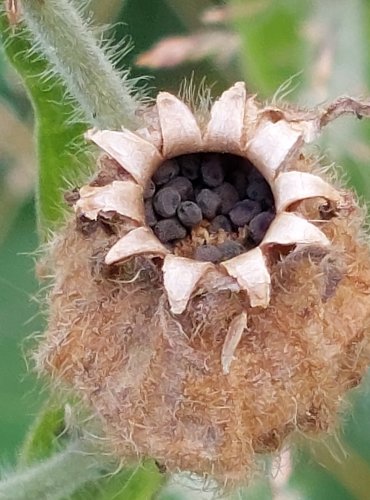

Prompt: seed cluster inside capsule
[{"left": 144, "top": 153, "right": 275, "bottom": 263}]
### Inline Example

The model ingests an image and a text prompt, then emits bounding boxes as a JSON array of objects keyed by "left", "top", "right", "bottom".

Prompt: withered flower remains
[{"left": 38, "top": 83, "right": 370, "bottom": 485}]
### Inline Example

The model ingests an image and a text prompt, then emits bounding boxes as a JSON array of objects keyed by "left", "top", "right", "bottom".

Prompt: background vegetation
[{"left": 1, "top": 0, "right": 370, "bottom": 498}]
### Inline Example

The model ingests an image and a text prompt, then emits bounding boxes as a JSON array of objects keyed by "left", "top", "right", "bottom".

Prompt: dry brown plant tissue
[{"left": 36, "top": 83, "right": 370, "bottom": 485}]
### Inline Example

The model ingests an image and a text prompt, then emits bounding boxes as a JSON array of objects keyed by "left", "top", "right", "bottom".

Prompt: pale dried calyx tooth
[
  {"left": 221, "top": 311, "right": 248, "bottom": 375},
  {"left": 163, "top": 255, "right": 214, "bottom": 314},
  {"left": 221, "top": 247, "right": 271, "bottom": 308},
  {"left": 247, "top": 120, "right": 303, "bottom": 182},
  {"left": 76, "top": 181, "right": 145, "bottom": 224},
  {"left": 273, "top": 172, "right": 341, "bottom": 212},
  {"left": 261, "top": 212, "right": 330, "bottom": 248},
  {"left": 105, "top": 227, "right": 169, "bottom": 265},
  {"left": 85, "top": 129, "right": 163, "bottom": 187},
  {"left": 156, "top": 92, "right": 203, "bottom": 157},
  {"left": 204, "top": 82, "right": 246, "bottom": 152}
]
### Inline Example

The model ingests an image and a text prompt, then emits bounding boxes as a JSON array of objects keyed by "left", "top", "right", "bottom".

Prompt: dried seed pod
[{"left": 38, "top": 84, "right": 370, "bottom": 488}]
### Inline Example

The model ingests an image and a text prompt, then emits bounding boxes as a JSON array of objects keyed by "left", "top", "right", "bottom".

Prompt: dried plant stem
[
  {"left": 21, "top": 0, "right": 141, "bottom": 129},
  {"left": 0, "top": 440, "right": 108, "bottom": 500}
]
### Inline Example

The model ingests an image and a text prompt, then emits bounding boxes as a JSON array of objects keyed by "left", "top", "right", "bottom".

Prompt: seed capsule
[
  {"left": 209, "top": 215, "right": 232, "bottom": 233},
  {"left": 153, "top": 187, "right": 181, "bottom": 218},
  {"left": 177, "top": 201, "right": 203, "bottom": 228},
  {"left": 214, "top": 182, "right": 240, "bottom": 214},
  {"left": 217, "top": 240, "right": 245, "bottom": 260},
  {"left": 152, "top": 159, "right": 180, "bottom": 185},
  {"left": 154, "top": 218, "right": 187, "bottom": 242},
  {"left": 194, "top": 244, "right": 223, "bottom": 263},
  {"left": 249, "top": 211, "right": 275, "bottom": 244},
  {"left": 201, "top": 155, "right": 225, "bottom": 187},
  {"left": 165, "top": 176, "right": 194, "bottom": 200},
  {"left": 196, "top": 189, "right": 222, "bottom": 220},
  {"left": 229, "top": 200, "right": 261, "bottom": 227}
]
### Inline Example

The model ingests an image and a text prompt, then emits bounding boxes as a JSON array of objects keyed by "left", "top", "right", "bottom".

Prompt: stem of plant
[{"left": 21, "top": 0, "right": 142, "bottom": 129}]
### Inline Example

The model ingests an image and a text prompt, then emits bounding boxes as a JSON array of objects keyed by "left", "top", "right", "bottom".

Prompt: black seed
[
  {"left": 143, "top": 180, "right": 156, "bottom": 199},
  {"left": 217, "top": 240, "right": 245, "bottom": 261},
  {"left": 153, "top": 187, "right": 181, "bottom": 218},
  {"left": 209, "top": 215, "right": 232, "bottom": 233},
  {"left": 248, "top": 167, "right": 265, "bottom": 182},
  {"left": 177, "top": 201, "right": 203, "bottom": 228},
  {"left": 213, "top": 182, "right": 240, "bottom": 214},
  {"left": 201, "top": 155, "right": 225, "bottom": 187},
  {"left": 165, "top": 176, "right": 194, "bottom": 200},
  {"left": 249, "top": 211, "right": 275, "bottom": 244},
  {"left": 144, "top": 200, "right": 157, "bottom": 227},
  {"left": 229, "top": 200, "right": 261, "bottom": 227},
  {"left": 194, "top": 245, "right": 223, "bottom": 263},
  {"left": 152, "top": 159, "right": 180, "bottom": 185},
  {"left": 178, "top": 155, "right": 201, "bottom": 180},
  {"left": 227, "top": 169, "right": 248, "bottom": 198},
  {"left": 196, "top": 189, "right": 222, "bottom": 220},
  {"left": 246, "top": 180, "right": 272, "bottom": 202},
  {"left": 154, "top": 218, "right": 187, "bottom": 243}
]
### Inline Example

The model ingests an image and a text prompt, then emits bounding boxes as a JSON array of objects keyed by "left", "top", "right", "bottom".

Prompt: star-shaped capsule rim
[{"left": 74, "top": 82, "right": 345, "bottom": 315}]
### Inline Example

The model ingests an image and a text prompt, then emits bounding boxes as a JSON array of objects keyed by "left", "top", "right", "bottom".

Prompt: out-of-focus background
[{"left": 1, "top": 0, "right": 370, "bottom": 498}]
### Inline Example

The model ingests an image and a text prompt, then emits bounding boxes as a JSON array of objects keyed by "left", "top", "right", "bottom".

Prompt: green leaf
[
  {"left": 0, "top": 12, "right": 87, "bottom": 234},
  {"left": 231, "top": 0, "right": 307, "bottom": 99}
]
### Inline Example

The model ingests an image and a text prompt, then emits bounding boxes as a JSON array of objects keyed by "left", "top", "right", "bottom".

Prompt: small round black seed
[
  {"left": 201, "top": 155, "right": 225, "bottom": 187},
  {"left": 229, "top": 200, "right": 261, "bottom": 227},
  {"left": 214, "top": 182, "right": 240, "bottom": 214},
  {"left": 196, "top": 189, "right": 222, "bottom": 220},
  {"left": 178, "top": 155, "right": 201, "bottom": 180},
  {"left": 177, "top": 201, "right": 202, "bottom": 228},
  {"left": 209, "top": 215, "right": 232, "bottom": 233},
  {"left": 246, "top": 180, "right": 272, "bottom": 202},
  {"left": 153, "top": 187, "right": 181, "bottom": 218},
  {"left": 165, "top": 176, "right": 194, "bottom": 200},
  {"left": 217, "top": 240, "right": 245, "bottom": 261},
  {"left": 154, "top": 218, "right": 187, "bottom": 243},
  {"left": 143, "top": 180, "right": 156, "bottom": 199},
  {"left": 249, "top": 211, "right": 275, "bottom": 244},
  {"left": 194, "top": 244, "right": 223, "bottom": 263},
  {"left": 227, "top": 169, "right": 248, "bottom": 198},
  {"left": 144, "top": 200, "right": 157, "bottom": 227},
  {"left": 152, "top": 159, "right": 180, "bottom": 185}
]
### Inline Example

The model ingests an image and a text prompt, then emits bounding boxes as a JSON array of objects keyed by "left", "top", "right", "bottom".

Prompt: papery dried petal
[
  {"left": 163, "top": 255, "right": 213, "bottom": 314},
  {"left": 86, "top": 129, "right": 163, "bottom": 186},
  {"left": 105, "top": 227, "right": 169, "bottom": 265},
  {"left": 247, "top": 120, "right": 303, "bottom": 182},
  {"left": 76, "top": 181, "right": 145, "bottom": 224},
  {"left": 273, "top": 172, "right": 341, "bottom": 212},
  {"left": 221, "top": 247, "right": 271, "bottom": 307},
  {"left": 156, "top": 92, "right": 203, "bottom": 157},
  {"left": 221, "top": 311, "right": 247, "bottom": 374},
  {"left": 261, "top": 212, "right": 330, "bottom": 248},
  {"left": 205, "top": 82, "right": 246, "bottom": 152}
]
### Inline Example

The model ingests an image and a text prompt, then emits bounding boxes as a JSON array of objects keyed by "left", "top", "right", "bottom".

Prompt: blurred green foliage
[{"left": 1, "top": 0, "right": 370, "bottom": 498}]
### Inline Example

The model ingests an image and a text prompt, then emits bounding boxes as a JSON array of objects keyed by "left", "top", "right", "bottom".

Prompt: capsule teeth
[
  {"left": 163, "top": 255, "right": 214, "bottom": 314},
  {"left": 156, "top": 92, "right": 203, "bottom": 157},
  {"left": 85, "top": 129, "right": 163, "bottom": 186},
  {"left": 221, "top": 247, "right": 271, "bottom": 308},
  {"left": 247, "top": 120, "right": 303, "bottom": 182},
  {"left": 273, "top": 171, "right": 342, "bottom": 212},
  {"left": 261, "top": 212, "right": 330, "bottom": 249},
  {"left": 105, "top": 227, "right": 169, "bottom": 265},
  {"left": 75, "top": 181, "right": 145, "bottom": 224},
  {"left": 205, "top": 82, "right": 246, "bottom": 152}
]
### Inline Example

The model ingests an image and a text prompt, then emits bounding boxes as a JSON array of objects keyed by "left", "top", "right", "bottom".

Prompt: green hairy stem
[{"left": 21, "top": 0, "right": 141, "bottom": 129}]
